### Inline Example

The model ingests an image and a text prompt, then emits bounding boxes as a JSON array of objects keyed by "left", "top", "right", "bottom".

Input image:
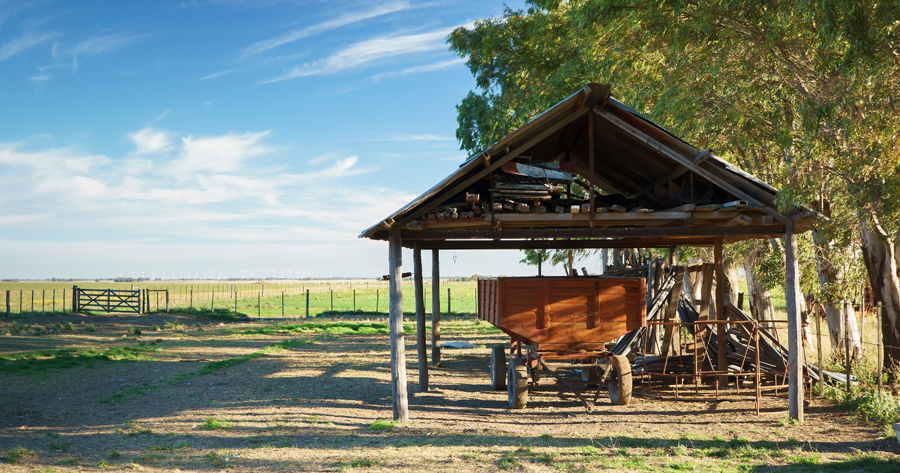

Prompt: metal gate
[{"left": 73, "top": 287, "right": 141, "bottom": 314}]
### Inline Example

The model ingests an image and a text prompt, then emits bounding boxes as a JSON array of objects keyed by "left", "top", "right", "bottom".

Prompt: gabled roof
[{"left": 361, "top": 83, "right": 815, "bottom": 249}]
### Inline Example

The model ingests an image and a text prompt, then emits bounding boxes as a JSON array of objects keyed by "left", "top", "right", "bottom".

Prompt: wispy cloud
[
  {"left": 172, "top": 131, "right": 272, "bottom": 177},
  {"left": 199, "top": 68, "right": 237, "bottom": 80},
  {"left": 0, "top": 31, "right": 58, "bottom": 62},
  {"left": 372, "top": 57, "right": 464, "bottom": 81},
  {"left": 259, "top": 26, "right": 456, "bottom": 84},
  {"left": 69, "top": 31, "right": 144, "bottom": 71},
  {"left": 373, "top": 133, "right": 456, "bottom": 142},
  {"left": 239, "top": 1, "right": 412, "bottom": 58},
  {"left": 129, "top": 127, "right": 174, "bottom": 155}
]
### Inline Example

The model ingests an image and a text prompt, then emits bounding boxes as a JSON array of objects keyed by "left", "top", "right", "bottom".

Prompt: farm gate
[{"left": 72, "top": 286, "right": 141, "bottom": 314}]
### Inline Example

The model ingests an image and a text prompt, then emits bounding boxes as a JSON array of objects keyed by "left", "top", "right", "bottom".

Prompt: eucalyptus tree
[{"left": 450, "top": 0, "right": 900, "bottom": 367}]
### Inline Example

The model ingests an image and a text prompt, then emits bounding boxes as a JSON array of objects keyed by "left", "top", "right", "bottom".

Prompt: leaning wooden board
[{"left": 477, "top": 277, "right": 646, "bottom": 351}]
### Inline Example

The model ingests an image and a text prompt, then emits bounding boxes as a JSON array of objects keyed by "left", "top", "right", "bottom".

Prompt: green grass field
[{"left": 0, "top": 280, "right": 479, "bottom": 318}]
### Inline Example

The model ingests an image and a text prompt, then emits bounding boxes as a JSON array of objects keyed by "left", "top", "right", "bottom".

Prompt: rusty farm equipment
[{"left": 477, "top": 276, "right": 646, "bottom": 411}]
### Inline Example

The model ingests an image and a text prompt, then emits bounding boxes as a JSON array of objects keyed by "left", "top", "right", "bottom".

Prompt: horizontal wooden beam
[
  {"left": 401, "top": 224, "right": 785, "bottom": 241},
  {"left": 406, "top": 238, "right": 718, "bottom": 250}
]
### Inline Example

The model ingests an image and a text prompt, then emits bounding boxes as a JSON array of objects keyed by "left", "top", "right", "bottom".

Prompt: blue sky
[{"left": 0, "top": 0, "right": 608, "bottom": 280}]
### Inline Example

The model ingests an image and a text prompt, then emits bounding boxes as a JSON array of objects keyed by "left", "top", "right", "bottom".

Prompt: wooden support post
[
  {"left": 211, "top": 289, "right": 215, "bottom": 313},
  {"left": 388, "top": 230, "right": 409, "bottom": 422},
  {"left": 844, "top": 300, "right": 851, "bottom": 394},
  {"left": 432, "top": 250, "right": 441, "bottom": 366},
  {"left": 282, "top": 291, "right": 285, "bottom": 317},
  {"left": 447, "top": 287, "right": 451, "bottom": 315},
  {"left": 878, "top": 301, "right": 883, "bottom": 400},
  {"left": 784, "top": 219, "right": 805, "bottom": 422},
  {"left": 816, "top": 304, "right": 825, "bottom": 397},
  {"left": 72, "top": 286, "right": 78, "bottom": 313},
  {"left": 376, "top": 290, "right": 380, "bottom": 312},
  {"left": 305, "top": 289, "right": 310, "bottom": 317},
  {"left": 166, "top": 289, "right": 169, "bottom": 314},
  {"left": 588, "top": 110, "right": 595, "bottom": 228},
  {"left": 258, "top": 292, "right": 261, "bottom": 318},
  {"left": 414, "top": 242, "right": 428, "bottom": 391},
  {"left": 42, "top": 289, "right": 45, "bottom": 316},
  {"left": 714, "top": 238, "right": 727, "bottom": 383},
  {"left": 5, "top": 290, "right": 9, "bottom": 319},
  {"left": 63, "top": 289, "right": 66, "bottom": 314},
  {"left": 52, "top": 289, "right": 56, "bottom": 313}
]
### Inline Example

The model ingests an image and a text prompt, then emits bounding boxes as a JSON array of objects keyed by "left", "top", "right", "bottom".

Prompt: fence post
[
  {"left": 257, "top": 292, "right": 261, "bottom": 318},
  {"left": 42, "top": 289, "right": 45, "bottom": 316},
  {"left": 877, "top": 301, "right": 883, "bottom": 400},
  {"left": 844, "top": 300, "right": 851, "bottom": 393},
  {"left": 234, "top": 292, "right": 237, "bottom": 318},
  {"left": 63, "top": 289, "right": 66, "bottom": 314},
  {"left": 211, "top": 289, "right": 215, "bottom": 313},
  {"left": 447, "top": 287, "right": 451, "bottom": 315},
  {"left": 52, "top": 289, "right": 56, "bottom": 313},
  {"left": 166, "top": 289, "right": 169, "bottom": 314},
  {"left": 281, "top": 291, "right": 284, "bottom": 317},
  {"left": 306, "top": 289, "right": 310, "bottom": 318},
  {"left": 72, "top": 286, "right": 78, "bottom": 313},
  {"left": 20, "top": 289, "right": 23, "bottom": 314},
  {"left": 815, "top": 304, "right": 824, "bottom": 397},
  {"left": 5, "top": 290, "right": 9, "bottom": 319},
  {"left": 31, "top": 290, "right": 34, "bottom": 316},
  {"left": 376, "top": 290, "right": 379, "bottom": 313}
]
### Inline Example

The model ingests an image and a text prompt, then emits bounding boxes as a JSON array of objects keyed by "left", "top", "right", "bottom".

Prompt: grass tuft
[
  {"left": 200, "top": 417, "right": 235, "bottom": 430},
  {"left": 4, "top": 446, "right": 37, "bottom": 464},
  {"left": 367, "top": 419, "right": 397, "bottom": 432},
  {"left": 0, "top": 346, "right": 160, "bottom": 374}
]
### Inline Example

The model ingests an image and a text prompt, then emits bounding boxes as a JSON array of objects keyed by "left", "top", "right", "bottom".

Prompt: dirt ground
[{"left": 0, "top": 313, "right": 897, "bottom": 472}]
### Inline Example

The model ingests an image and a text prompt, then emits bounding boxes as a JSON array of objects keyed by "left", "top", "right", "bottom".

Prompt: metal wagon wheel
[
  {"left": 507, "top": 357, "right": 529, "bottom": 409},
  {"left": 490, "top": 346, "right": 507, "bottom": 391},
  {"left": 607, "top": 355, "right": 633, "bottom": 406}
]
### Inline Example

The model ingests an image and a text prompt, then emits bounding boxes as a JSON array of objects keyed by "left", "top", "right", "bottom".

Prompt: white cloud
[
  {"left": 173, "top": 131, "right": 272, "bottom": 176},
  {"left": 375, "top": 133, "right": 456, "bottom": 142},
  {"left": 0, "top": 31, "right": 58, "bottom": 61},
  {"left": 69, "top": 32, "right": 144, "bottom": 71},
  {"left": 372, "top": 57, "right": 464, "bottom": 81},
  {"left": 129, "top": 127, "right": 174, "bottom": 155},
  {"left": 239, "top": 2, "right": 412, "bottom": 58},
  {"left": 259, "top": 27, "right": 456, "bottom": 83},
  {"left": 199, "top": 69, "right": 237, "bottom": 80}
]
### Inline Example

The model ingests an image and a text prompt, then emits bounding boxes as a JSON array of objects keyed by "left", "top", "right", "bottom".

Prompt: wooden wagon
[{"left": 477, "top": 276, "right": 646, "bottom": 410}]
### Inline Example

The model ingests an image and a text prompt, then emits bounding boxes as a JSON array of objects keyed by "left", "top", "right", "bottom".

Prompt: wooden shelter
[{"left": 360, "top": 83, "right": 816, "bottom": 422}]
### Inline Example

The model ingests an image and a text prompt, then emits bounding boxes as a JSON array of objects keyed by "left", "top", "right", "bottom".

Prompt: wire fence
[{"left": 1, "top": 280, "right": 480, "bottom": 319}]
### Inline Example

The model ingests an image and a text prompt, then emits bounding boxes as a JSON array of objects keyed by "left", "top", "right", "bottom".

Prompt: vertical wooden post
[
  {"left": 52, "top": 289, "right": 56, "bottom": 313},
  {"left": 330, "top": 289, "right": 334, "bottom": 311},
  {"left": 305, "top": 289, "right": 310, "bottom": 317},
  {"left": 211, "top": 289, "right": 215, "bottom": 313},
  {"left": 42, "top": 290, "right": 45, "bottom": 316},
  {"left": 258, "top": 292, "right": 261, "bottom": 318},
  {"left": 414, "top": 242, "right": 428, "bottom": 391},
  {"left": 234, "top": 290, "right": 237, "bottom": 317},
  {"left": 166, "top": 289, "right": 169, "bottom": 314},
  {"left": 844, "top": 300, "right": 851, "bottom": 393},
  {"left": 432, "top": 250, "right": 441, "bottom": 366},
  {"left": 588, "top": 110, "right": 595, "bottom": 228},
  {"left": 31, "top": 290, "right": 34, "bottom": 315},
  {"left": 784, "top": 219, "right": 804, "bottom": 422},
  {"left": 714, "top": 238, "right": 727, "bottom": 383},
  {"left": 282, "top": 291, "right": 285, "bottom": 317},
  {"left": 877, "top": 301, "right": 883, "bottom": 400},
  {"left": 388, "top": 230, "right": 409, "bottom": 422},
  {"left": 376, "top": 290, "right": 380, "bottom": 313},
  {"left": 447, "top": 287, "right": 451, "bottom": 315},
  {"left": 816, "top": 304, "right": 825, "bottom": 397},
  {"left": 5, "top": 290, "right": 9, "bottom": 319}
]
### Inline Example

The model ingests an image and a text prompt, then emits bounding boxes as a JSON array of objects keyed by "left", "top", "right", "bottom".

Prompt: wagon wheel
[
  {"left": 607, "top": 355, "right": 633, "bottom": 405},
  {"left": 507, "top": 357, "right": 529, "bottom": 409},
  {"left": 490, "top": 346, "right": 507, "bottom": 391}
]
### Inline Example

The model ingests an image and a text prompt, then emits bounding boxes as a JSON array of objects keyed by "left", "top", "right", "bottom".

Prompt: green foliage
[
  {"left": 0, "top": 346, "right": 160, "bottom": 374},
  {"left": 825, "top": 385, "right": 900, "bottom": 425},
  {"left": 200, "top": 418, "right": 235, "bottom": 430},
  {"left": 367, "top": 419, "right": 397, "bottom": 432},
  {"left": 4, "top": 446, "right": 37, "bottom": 464}
]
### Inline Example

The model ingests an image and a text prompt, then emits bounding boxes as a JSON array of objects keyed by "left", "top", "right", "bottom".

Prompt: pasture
[{"left": 0, "top": 310, "right": 897, "bottom": 472}]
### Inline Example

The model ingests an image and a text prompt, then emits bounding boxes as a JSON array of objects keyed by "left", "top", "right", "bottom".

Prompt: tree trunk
[
  {"left": 812, "top": 230, "right": 862, "bottom": 357},
  {"left": 859, "top": 217, "right": 900, "bottom": 375},
  {"left": 742, "top": 242, "right": 775, "bottom": 322}
]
